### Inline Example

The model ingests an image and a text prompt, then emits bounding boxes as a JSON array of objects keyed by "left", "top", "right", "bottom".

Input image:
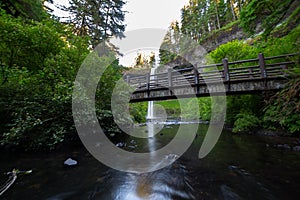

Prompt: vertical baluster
[
  {"left": 168, "top": 68, "right": 173, "bottom": 96},
  {"left": 194, "top": 67, "right": 199, "bottom": 94},
  {"left": 281, "top": 65, "right": 288, "bottom": 76},
  {"left": 248, "top": 68, "right": 253, "bottom": 79},
  {"left": 146, "top": 73, "right": 150, "bottom": 98}
]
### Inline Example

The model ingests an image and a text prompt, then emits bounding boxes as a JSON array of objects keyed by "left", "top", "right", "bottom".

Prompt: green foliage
[
  {"left": 157, "top": 98, "right": 212, "bottom": 121},
  {"left": 0, "top": 0, "right": 127, "bottom": 150},
  {"left": 157, "top": 100, "right": 181, "bottom": 117},
  {"left": 180, "top": 0, "right": 246, "bottom": 44},
  {"left": 263, "top": 71, "right": 300, "bottom": 133},
  {"left": 0, "top": 98, "right": 73, "bottom": 150},
  {"left": 182, "top": 97, "right": 213, "bottom": 121},
  {"left": 129, "top": 102, "right": 148, "bottom": 123},
  {"left": 232, "top": 112, "right": 260, "bottom": 133},
  {"left": 240, "top": 0, "right": 295, "bottom": 38},
  {"left": 209, "top": 40, "right": 258, "bottom": 63},
  {"left": 255, "top": 24, "right": 300, "bottom": 56},
  {"left": 159, "top": 21, "right": 181, "bottom": 64},
  {"left": 181, "top": 98, "right": 200, "bottom": 120},
  {"left": 97, "top": 58, "right": 123, "bottom": 110},
  {"left": 67, "top": 0, "right": 126, "bottom": 47},
  {"left": 97, "top": 110, "right": 122, "bottom": 134},
  {"left": 0, "top": 0, "right": 47, "bottom": 21},
  {"left": 225, "top": 95, "right": 262, "bottom": 125},
  {"left": 206, "top": 22, "right": 299, "bottom": 134},
  {"left": 198, "top": 98, "right": 212, "bottom": 121},
  {"left": 269, "top": 5, "right": 300, "bottom": 37},
  {"left": 0, "top": 11, "right": 78, "bottom": 73},
  {"left": 0, "top": 9, "right": 91, "bottom": 150}
]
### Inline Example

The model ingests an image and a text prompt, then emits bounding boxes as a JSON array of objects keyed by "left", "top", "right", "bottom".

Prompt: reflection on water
[
  {"left": 1, "top": 124, "right": 300, "bottom": 200},
  {"left": 90, "top": 162, "right": 194, "bottom": 200}
]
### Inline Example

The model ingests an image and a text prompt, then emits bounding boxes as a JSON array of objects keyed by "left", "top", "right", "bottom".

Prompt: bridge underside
[{"left": 129, "top": 78, "right": 287, "bottom": 102}]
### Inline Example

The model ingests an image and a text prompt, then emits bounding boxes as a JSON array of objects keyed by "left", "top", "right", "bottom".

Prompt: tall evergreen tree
[
  {"left": 67, "top": 0, "right": 126, "bottom": 47},
  {"left": 159, "top": 21, "right": 181, "bottom": 64}
]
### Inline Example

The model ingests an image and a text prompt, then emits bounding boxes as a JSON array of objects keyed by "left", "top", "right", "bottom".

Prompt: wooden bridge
[{"left": 126, "top": 53, "right": 299, "bottom": 102}]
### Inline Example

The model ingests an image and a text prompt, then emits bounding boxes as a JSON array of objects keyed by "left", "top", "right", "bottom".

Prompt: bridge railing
[{"left": 125, "top": 53, "right": 299, "bottom": 92}]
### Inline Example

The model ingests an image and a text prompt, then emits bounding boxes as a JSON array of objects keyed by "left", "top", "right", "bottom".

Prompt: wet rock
[
  {"left": 293, "top": 146, "right": 300, "bottom": 152},
  {"left": 130, "top": 140, "right": 136, "bottom": 145},
  {"left": 64, "top": 158, "right": 78, "bottom": 166},
  {"left": 109, "top": 133, "right": 115, "bottom": 137},
  {"left": 266, "top": 144, "right": 270, "bottom": 148},
  {"left": 228, "top": 165, "right": 239, "bottom": 170},
  {"left": 116, "top": 142, "right": 125, "bottom": 147},
  {"left": 46, "top": 191, "right": 77, "bottom": 200},
  {"left": 277, "top": 144, "right": 291, "bottom": 150},
  {"left": 220, "top": 185, "right": 243, "bottom": 200},
  {"left": 256, "top": 129, "right": 278, "bottom": 136}
]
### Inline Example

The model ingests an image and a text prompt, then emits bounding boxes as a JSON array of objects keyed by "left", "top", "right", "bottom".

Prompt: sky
[
  {"left": 121, "top": 0, "right": 190, "bottom": 66},
  {"left": 46, "top": 0, "right": 190, "bottom": 66},
  {"left": 124, "top": 0, "right": 189, "bottom": 31}
]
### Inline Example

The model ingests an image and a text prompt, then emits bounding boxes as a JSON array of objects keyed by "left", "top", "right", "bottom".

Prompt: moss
[
  {"left": 270, "top": 5, "right": 300, "bottom": 37},
  {"left": 199, "top": 20, "right": 241, "bottom": 44}
]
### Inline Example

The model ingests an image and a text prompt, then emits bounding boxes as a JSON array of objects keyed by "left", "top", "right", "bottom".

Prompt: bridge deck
[{"left": 126, "top": 53, "right": 299, "bottom": 102}]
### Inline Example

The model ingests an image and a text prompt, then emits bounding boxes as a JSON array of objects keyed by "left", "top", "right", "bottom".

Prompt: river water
[{"left": 1, "top": 124, "right": 300, "bottom": 200}]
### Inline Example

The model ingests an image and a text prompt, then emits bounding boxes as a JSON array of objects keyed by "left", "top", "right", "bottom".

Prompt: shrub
[{"left": 233, "top": 112, "right": 260, "bottom": 133}]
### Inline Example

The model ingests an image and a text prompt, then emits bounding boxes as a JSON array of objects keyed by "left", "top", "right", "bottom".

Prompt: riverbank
[{"left": 223, "top": 125, "right": 300, "bottom": 152}]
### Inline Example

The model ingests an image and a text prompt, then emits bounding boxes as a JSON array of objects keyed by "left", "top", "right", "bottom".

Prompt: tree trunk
[
  {"left": 215, "top": 0, "right": 221, "bottom": 29},
  {"left": 229, "top": 0, "right": 237, "bottom": 21}
]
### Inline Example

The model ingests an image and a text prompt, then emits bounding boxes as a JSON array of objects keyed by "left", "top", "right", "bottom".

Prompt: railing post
[
  {"left": 222, "top": 58, "right": 230, "bottom": 81},
  {"left": 222, "top": 58, "right": 230, "bottom": 91},
  {"left": 168, "top": 68, "right": 173, "bottom": 96},
  {"left": 194, "top": 67, "right": 199, "bottom": 94},
  {"left": 258, "top": 53, "right": 267, "bottom": 78}
]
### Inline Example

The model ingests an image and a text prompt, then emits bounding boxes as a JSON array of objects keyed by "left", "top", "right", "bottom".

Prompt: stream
[{"left": 1, "top": 123, "right": 300, "bottom": 200}]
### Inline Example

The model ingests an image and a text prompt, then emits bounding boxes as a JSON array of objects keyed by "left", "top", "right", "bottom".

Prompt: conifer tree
[{"left": 67, "top": 0, "right": 126, "bottom": 47}]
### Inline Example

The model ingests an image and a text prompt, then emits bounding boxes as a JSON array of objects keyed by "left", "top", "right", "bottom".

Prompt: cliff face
[
  {"left": 200, "top": 22, "right": 246, "bottom": 53},
  {"left": 157, "top": 22, "right": 246, "bottom": 73}
]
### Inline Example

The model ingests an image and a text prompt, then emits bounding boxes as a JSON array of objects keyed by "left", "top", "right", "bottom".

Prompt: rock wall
[{"left": 200, "top": 22, "right": 246, "bottom": 53}]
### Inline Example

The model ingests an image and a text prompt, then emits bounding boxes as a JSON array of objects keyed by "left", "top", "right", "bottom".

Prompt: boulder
[{"left": 64, "top": 158, "right": 78, "bottom": 166}]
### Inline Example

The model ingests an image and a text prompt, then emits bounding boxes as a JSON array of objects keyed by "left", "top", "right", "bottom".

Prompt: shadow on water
[{"left": 1, "top": 123, "right": 300, "bottom": 199}]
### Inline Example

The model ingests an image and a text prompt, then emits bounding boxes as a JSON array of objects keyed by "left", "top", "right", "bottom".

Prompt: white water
[
  {"left": 146, "top": 67, "right": 156, "bottom": 120},
  {"left": 146, "top": 67, "right": 157, "bottom": 138}
]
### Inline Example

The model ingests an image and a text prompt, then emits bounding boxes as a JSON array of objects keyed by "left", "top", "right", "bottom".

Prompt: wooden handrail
[{"left": 126, "top": 53, "right": 299, "bottom": 93}]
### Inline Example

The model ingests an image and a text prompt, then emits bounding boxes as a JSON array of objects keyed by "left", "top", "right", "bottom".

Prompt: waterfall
[
  {"left": 146, "top": 67, "right": 157, "bottom": 138},
  {"left": 146, "top": 67, "right": 156, "bottom": 120},
  {"left": 147, "top": 101, "right": 154, "bottom": 120}
]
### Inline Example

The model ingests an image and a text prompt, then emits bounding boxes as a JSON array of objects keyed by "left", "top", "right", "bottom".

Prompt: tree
[
  {"left": 159, "top": 21, "right": 181, "bottom": 64},
  {"left": 0, "top": 0, "right": 47, "bottom": 21},
  {"left": 67, "top": 0, "right": 126, "bottom": 47},
  {"left": 149, "top": 52, "right": 156, "bottom": 68},
  {"left": 0, "top": 6, "right": 92, "bottom": 150},
  {"left": 180, "top": 0, "right": 243, "bottom": 43}
]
